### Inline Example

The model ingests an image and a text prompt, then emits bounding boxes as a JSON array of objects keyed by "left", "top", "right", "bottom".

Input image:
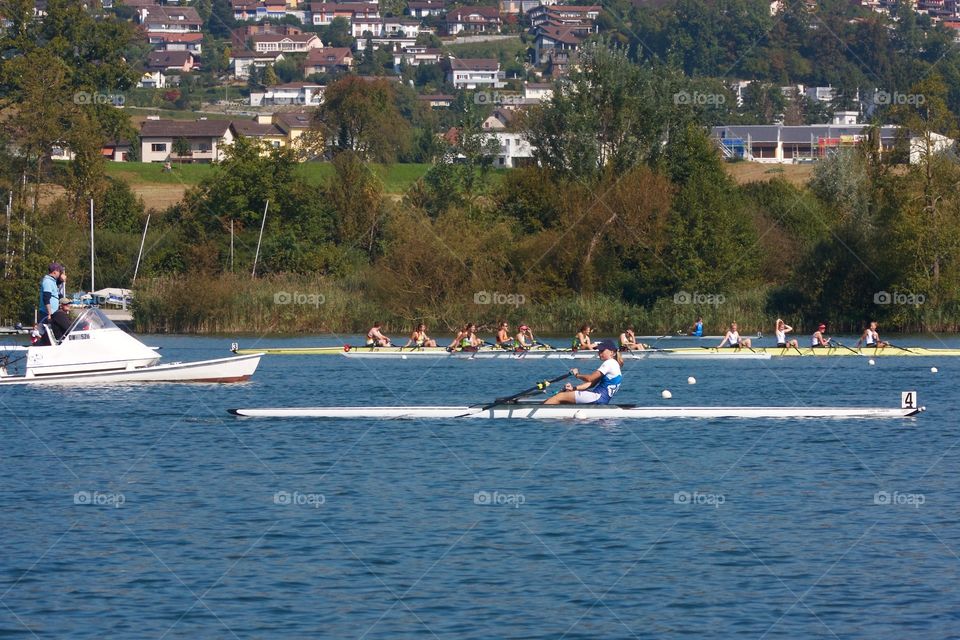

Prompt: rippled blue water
[{"left": 2, "top": 334, "right": 959, "bottom": 639}]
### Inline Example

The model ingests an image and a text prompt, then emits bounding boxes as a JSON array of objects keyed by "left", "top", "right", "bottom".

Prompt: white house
[
  {"left": 139, "top": 118, "right": 236, "bottom": 163},
  {"left": 250, "top": 33, "right": 323, "bottom": 53},
  {"left": 230, "top": 51, "right": 285, "bottom": 79},
  {"left": 447, "top": 58, "right": 505, "bottom": 90},
  {"left": 523, "top": 82, "right": 553, "bottom": 102},
  {"left": 249, "top": 82, "right": 325, "bottom": 107}
]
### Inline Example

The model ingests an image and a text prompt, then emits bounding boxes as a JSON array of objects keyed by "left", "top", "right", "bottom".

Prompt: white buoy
[
  {"left": 661, "top": 389, "right": 672, "bottom": 399},
  {"left": 868, "top": 359, "right": 875, "bottom": 366},
  {"left": 687, "top": 376, "right": 696, "bottom": 385},
  {"left": 401, "top": 355, "right": 407, "bottom": 360},
  {"left": 931, "top": 366, "right": 938, "bottom": 373}
]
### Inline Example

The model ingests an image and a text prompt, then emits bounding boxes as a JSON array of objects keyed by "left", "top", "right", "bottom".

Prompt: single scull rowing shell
[{"left": 229, "top": 404, "right": 923, "bottom": 419}]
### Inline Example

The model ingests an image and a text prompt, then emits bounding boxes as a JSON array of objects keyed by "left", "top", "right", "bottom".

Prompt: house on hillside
[
  {"left": 140, "top": 6, "right": 203, "bottom": 53},
  {"left": 249, "top": 82, "right": 325, "bottom": 106},
  {"left": 146, "top": 50, "right": 197, "bottom": 73},
  {"left": 250, "top": 33, "right": 323, "bottom": 52},
  {"left": 445, "top": 6, "right": 502, "bottom": 34},
  {"left": 273, "top": 111, "right": 315, "bottom": 145},
  {"left": 230, "top": 51, "right": 286, "bottom": 79},
  {"left": 304, "top": 47, "right": 354, "bottom": 75},
  {"left": 446, "top": 58, "right": 505, "bottom": 89},
  {"left": 232, "top": 118, "right": 288, "bottom": 150},
  {"left": 406, "top": 0, "right": 445, "bottom": 17},
  {"left": 532, "top": 25, "right": 584, "bottom": 65},
  {"left": 139, "top": 119, "right": 236, "bottom": 163}
]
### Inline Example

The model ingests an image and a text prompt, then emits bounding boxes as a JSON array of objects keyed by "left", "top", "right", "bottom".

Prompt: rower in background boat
[
  {"left": 449, "top": 323, "right": 483, "bottom": 352},
  {"left": 775, "top": 318, "right": 799, "bottom": 349},
  {"left": 811, "top": 323, "right": 831, "bottom": 348},
  {"left": 856, "top": 321, "right": 888, "bottom": 349},
  {"left": 619, "top": 326, "right": 649, "bottom": 351},
  {"left": 514, "top": 324, "right": 535, "bottom": 350},
  {"left": 366, "top": 322, "right": 392, "bottom": 347},
  {"left": 545, "top": 340, "right": 623, "bottom": 405},
  {"left": 573, "top": 324, "right": 599, "bottom": 350},
  {"left": 404, "top": 323, "right": 437, "bottom": 348},
  {"left": 690, "top": 316, "right": 704, "bottom": 337},
  {"left": 495, "top": 321, "right": 512, "bottom": 348},
  {"left": 718, "top": 322, "right": 752, "bottom": 349}
]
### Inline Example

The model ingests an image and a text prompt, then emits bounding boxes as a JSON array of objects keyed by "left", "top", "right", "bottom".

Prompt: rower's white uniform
[
  {"left": 864, "top": 329, "right": 879, "bottom": 346},
  {"left": 775, "top": 328, "right": 786, "bottom": 344},
  {"left": 574, "top": 359, "right": 622, "bottom": 404},
  {"left": 726, "top": 330, "right": 741, "bottom": 347}
]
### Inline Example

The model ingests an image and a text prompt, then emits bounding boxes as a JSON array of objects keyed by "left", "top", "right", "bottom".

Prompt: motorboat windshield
[{"left": 66, "top": 308, "right": 119, "bottom": 334}]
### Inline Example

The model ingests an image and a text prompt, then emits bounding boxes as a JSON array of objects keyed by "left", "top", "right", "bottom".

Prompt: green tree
[
  {"left": 523, "top": 41, "right": 670, "bottom": 179},
  {"left": 315, "top": 76, "right": 412, "bottom": 162}
]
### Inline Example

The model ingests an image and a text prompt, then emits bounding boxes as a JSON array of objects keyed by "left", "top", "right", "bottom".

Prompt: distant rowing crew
[{"left": 718, "top": 319, "right": 889, "bottom": 351}]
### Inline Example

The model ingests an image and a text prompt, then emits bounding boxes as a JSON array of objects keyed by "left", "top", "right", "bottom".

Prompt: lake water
[{"left": 2, "top": 334, "right": 959, "bottom": 638}]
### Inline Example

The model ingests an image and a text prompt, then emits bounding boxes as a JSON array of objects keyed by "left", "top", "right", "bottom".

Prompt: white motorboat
[{"left": 0, "top": 308, "right": 261, "bottom": 385}]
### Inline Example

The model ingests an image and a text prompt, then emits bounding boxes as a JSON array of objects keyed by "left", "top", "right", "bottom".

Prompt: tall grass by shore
[{"left": 132, "top": 274, "right": 779, "bottom": 335}]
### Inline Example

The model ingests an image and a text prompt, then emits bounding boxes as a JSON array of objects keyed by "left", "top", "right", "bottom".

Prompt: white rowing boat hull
[
  {"left": 229, "top": 403, "right": 922, "bottom": 420},
  {"left": 342, "top": 350, "right": 772, "bottom": 360},
  {"left": 0, "top": 353, "right": 262, "bottom": 385}
]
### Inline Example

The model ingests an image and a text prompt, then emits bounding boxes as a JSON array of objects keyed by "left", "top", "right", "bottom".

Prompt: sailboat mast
[
  {"left": 89, "top": 198, "right": 95, "bottom": 294},
  {"left": 133, "top": 214, "right": 150, "bottom": 284}
]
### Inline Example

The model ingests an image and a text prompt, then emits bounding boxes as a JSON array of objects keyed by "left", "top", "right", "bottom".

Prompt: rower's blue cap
[{"left": 596, "top": 339, "right": 617, "bottom": 352}]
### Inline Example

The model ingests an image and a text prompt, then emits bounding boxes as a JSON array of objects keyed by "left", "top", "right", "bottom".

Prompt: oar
[
  {"left": 532, "top": 340, "right": 554, "bottom": 350},
  {"left": 886, "top": 342, "right": 916, "bottom": 355},
  {"left": 456, "top": 372, "right": 572, "bottom": 417},
  {"left": 830, "top": 339, "right": 860, "bottom": 355}
]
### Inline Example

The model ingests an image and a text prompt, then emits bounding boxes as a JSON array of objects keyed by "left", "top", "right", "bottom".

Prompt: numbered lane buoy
[
  {"left": 687, "top": 376, "right": 696, "bottom": 385},
  {"left": 661, "top": 389, "right": 672, "bottom": 399},
  {"left": 931, "top": 366, "right": 938, "bottom": 373}
]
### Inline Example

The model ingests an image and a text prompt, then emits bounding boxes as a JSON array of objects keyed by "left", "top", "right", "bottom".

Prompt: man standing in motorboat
[{"left": 39, "top": 262, "right": 71, "bottom": 342}]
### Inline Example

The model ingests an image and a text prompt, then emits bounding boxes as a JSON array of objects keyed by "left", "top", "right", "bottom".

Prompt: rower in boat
[
  {"left": 495, "top": 321, "right": 512, "bottom": 348},
  {"left": 775, "top": 318, "right": 799, "bottom": 349},
  {"left": 811, "top": 323, "right": 831, "bottom": 348},
  {"left": 514, "top": 324, "right": 535, "bottom": 350},
  {"left": 545, "top": 340, "right": 623, "bottom": 405},
  {"left": 690, "top": 316, "right": 704, "bottom": 337},
  {"left": 718, "top": 322, "right": 752, "bottom": 349},
  {"left": 366, "top": 322, "right": 392, "bottom": 347},
  {"left": 404, "top": 323, "right": 437, "bottom": 348},
  {"left": 618, "top": 326, "right": 649, "bottom": 351},
  {"left": 573, "top": 324, "right": 599, "bottom": 350},
  {"left": 449, "top": 323, "right": 483, "bottom": 352},
  {"left": 856, "top": 321, "right": 888, "bottom": 349}
]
